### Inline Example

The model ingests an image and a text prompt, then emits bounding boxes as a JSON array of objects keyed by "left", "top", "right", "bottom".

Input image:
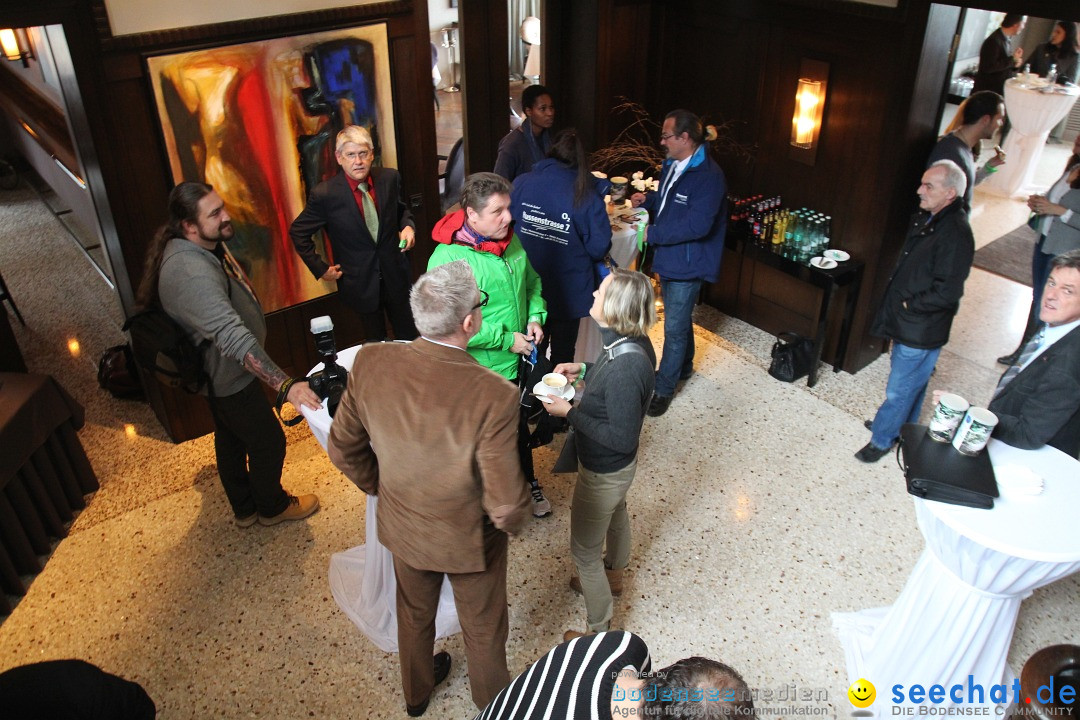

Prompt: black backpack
[{"left": 123, "top": 307, "right": 211, "bottom": 395}]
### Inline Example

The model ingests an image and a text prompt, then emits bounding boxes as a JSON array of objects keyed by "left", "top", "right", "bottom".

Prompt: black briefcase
[{"left": 898, "top": 423, "right": 999, "bottom": 509}]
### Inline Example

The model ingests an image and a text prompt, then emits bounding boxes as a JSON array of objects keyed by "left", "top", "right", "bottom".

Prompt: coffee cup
[
  {"left": 951, "top": 406, "right": 998, "bottom": 456},
  {"left": 541, "top": 373, "right": 568, "bottom": 395},
  {"left": 609, "top": 176, "right": 628, "bottom": 203},
  {"left": 927, "top": 393, "right": 969, "bottom": 442}
]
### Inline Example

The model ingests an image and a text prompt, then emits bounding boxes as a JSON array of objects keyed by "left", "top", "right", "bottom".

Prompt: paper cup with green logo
[
  {"left": 951, "top": 406, "right": 998, "bottom": 456},
  {"left": 927, "top": 393, "right": 970, "bottom": 442}
]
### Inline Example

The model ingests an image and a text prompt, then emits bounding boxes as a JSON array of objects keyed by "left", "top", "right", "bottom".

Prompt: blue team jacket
[
  {"left": 510, "top": 158, "right": 613, "bottom": 319},
  {"left": 642, "top": 144, "right": 728, "bottom": 283}
]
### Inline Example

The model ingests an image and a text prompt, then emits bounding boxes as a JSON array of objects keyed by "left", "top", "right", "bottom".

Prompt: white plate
[
  {"left": 810, "top": 256, "right": 837, "bottom": 269},
  {"left": 533, "top": 381, "right": 575, "bottom": 401},
  {"left": 823, "top": 249, "right": 850, "bottom": 262}
]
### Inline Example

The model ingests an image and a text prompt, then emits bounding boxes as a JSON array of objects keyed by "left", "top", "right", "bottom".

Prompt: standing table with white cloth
[
  {"left": 301, "top": 345, "right": 461, "bottom": 653},
  {"left": 574, "top": 205, "right": 648, "bottom": 363},
  {"left": 983, "top": 79, "right": 1079, "bottom": 198},
  {"left": 832, "top": 438, "right": 1080, "bottom": 716}
]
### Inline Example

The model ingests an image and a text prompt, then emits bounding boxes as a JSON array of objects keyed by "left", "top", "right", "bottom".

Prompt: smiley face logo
[{"left": 848, "top": 679, "right": 876, "bottom": 708}]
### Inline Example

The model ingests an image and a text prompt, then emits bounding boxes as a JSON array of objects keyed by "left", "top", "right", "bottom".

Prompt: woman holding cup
[
  {"left": 1000, "top": 135, "right": 1080, "bottom": 364},
  {"left": 540, "top": 269, "right": 656, "bottom": 641}
]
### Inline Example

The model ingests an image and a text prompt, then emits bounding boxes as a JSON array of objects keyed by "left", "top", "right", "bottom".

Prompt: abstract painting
[{"left": 148, "top": 23, "right": 396, "bottom": 312}]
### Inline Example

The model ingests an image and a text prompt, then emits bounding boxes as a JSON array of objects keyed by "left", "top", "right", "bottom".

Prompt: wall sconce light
[
  {"left": 789, "top": 59, "right": 829, "bottom": 166},
  {"left": 0, "top": 28, "right": 33, "bottom": 68}
]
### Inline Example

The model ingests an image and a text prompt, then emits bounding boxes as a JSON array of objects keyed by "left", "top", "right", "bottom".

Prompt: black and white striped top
[{"left": 474, "top": 631, "right": 652, "bottom": 720}]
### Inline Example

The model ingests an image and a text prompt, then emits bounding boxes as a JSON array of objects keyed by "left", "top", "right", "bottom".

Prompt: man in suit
[
  {"left": 987, "top": 250, "right": 1080, "bottom": 457},
  {"left": 973, "top": 14, "right": 1026, "bottom": 96},
  {"left": 290, "top": 125, "right": 418, "bottom": 341},
  {"left": 327, "top": 261, "right": 531, "bottom": 717},
  {"left": 973, "top": 13, "right": 1026, "bottom": 142}
]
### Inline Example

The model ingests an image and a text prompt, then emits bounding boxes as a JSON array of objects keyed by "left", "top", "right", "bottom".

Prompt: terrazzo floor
[{"left": 1, "top": 174, "right": 1077, "bottom": 719}]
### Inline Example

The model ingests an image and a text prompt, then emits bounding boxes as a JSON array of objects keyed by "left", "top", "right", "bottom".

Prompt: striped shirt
[{"left": 474, "top": 631, "right": 651, "bottom": 720}]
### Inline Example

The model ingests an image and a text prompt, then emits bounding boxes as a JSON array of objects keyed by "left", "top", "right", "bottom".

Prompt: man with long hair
[{"left": 138, "top": 182, "right": 321, "bottom": 527}]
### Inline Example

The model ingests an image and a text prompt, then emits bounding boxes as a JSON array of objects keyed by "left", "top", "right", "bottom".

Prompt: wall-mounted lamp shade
[
  {"left": 0, "top": 29, "right": 20, "bottom": 61},
  {"left": 0, "top": 28, "right": 32, "bottom": 67},
  {"left": 791, "top": 78, "right": 824, "bottom": 149}
]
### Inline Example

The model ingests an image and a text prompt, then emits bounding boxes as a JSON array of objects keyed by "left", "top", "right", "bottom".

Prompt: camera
[{"left": 306, "top": 315, "right": 348, "bottom": 417}]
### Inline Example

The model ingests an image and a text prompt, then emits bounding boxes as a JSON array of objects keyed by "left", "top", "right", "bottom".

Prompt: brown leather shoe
[
  {"left": 569, "top": 568, "right": 624, "bottom": 596},
  {"left": 258, "top": 494, "right": 320, "bottom": 526},
  {"left": 563, "top": 629, "right": 595, "bottom": 643}
]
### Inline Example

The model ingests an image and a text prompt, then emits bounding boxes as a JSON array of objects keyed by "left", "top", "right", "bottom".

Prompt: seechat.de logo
[{"left": 849, "top": 679, "right": 877, "bottom": 709}]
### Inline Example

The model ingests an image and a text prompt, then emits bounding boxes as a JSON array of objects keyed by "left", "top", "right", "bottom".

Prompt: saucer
[
  {"left": 810, "top": 256, "right": 837, "bottom": 269},
  {"left": 823, "top": 249, "right": 850, "bottom": 262},
  {"left": 533, "top": 381, "right": 575, "bottom": 401}
]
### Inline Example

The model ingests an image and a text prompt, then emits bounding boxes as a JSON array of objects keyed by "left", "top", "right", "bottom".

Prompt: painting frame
[{"left": 146, "top": 22, "right": 397, "bottom": 313}]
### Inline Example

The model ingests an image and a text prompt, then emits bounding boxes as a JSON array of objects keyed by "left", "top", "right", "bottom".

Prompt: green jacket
[{"left": 427, "top": 235, "right": 546, "bottom": 380}]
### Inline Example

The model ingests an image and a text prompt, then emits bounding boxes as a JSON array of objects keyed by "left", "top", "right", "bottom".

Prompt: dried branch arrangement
[{"left": 590, "top": 98, "right": 756, "bottom": 178}]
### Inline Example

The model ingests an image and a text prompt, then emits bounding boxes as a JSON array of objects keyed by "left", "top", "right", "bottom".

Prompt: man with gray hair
[
  {"left": 290, "top": 124, "right": 418, "bottom": 341},
  {"left": 857, "top": 160, "right": 975, "bottom": 462},
  {"left": 328, "top": 260, "right": 530, "bottom": 716}
]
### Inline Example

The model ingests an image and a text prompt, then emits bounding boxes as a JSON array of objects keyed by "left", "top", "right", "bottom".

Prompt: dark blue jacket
[
  {"left": 510, "top": 158, "right": 612, "bottom": 319},
  {"left": 494, "top": 119, "right": 552, "bottom": 182},
  {"left": 641, "top": 144, "right": 727, "bottom": 282}
]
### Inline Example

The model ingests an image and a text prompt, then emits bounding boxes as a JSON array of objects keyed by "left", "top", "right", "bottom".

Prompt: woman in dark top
[
  {"left": 1030, "top": 21, "right": 1079, "bottom": 84},
  {"left": 493, "top": 84, "right": 555, "bottom": 181},
  {"left": 541, "top": 269, "right": 656, "bottom": 641}
]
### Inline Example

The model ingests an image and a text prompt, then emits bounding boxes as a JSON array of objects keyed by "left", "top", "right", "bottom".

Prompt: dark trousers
[
  {"left": 393, "top": 525, "right": 510, "bottom": 710},
  {"left": 357, "top": 276, "right": 418, "bottom": 342},
  {"left": 207, "top": 378, "right": 289, "bottom": 518},
  {"left": 539, "top": 316, "right": 581, "bottom": 367}
]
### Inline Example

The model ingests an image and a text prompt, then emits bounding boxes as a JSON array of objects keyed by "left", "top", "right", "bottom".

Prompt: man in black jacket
[
  {"left": 856, "top": 161, "right": 975, "bottom": 463},
  {"left": 973, "top": 14, "right": 1026, "bottom": 96}
]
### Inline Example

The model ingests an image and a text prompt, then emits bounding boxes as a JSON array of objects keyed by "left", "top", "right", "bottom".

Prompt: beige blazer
[{"left": 328, "top": 338, "right": 530, "bottom": 574}]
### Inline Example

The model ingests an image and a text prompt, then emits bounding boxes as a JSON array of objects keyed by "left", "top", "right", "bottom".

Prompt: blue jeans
[
  {"left": 869, "top": 342, "right": 942, "bottom": 450},
  {"left": 1032, "top": 237, "right": 1052, "bottom": 311},
  {"left": 655, "top": 278, "right": 701, "bottom": 396}
]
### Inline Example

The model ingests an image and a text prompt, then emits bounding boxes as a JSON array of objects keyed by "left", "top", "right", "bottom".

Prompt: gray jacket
[
  {"left": 493, "top": 119, "right": 551, "bottom": 182},
  {"left": 1043, "top": 185, "right": 1080, "bottom": 258},
  {"left": 567, "top": 328, "right": 656, "bottom": 473},
  {"left": 158, "top": 238, "right": 265, "bottom": 396}
]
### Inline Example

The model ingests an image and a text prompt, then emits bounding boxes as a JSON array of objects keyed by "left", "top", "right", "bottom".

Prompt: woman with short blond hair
[{"left": 541, "top": 269, "right": 657, "bottom": 640}]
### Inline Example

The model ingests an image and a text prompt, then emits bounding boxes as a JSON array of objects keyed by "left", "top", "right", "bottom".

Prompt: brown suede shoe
[
  {"left": 563, "top": 629, "right": 595, "bottom": 643},
  {"left": 258, "top": 494, "right": 320, "bottom": 526},
  {"left": 569, "top": 567, "right": 624, "bottom": 596}
]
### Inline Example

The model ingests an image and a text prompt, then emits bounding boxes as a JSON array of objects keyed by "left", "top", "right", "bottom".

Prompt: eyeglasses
[
  {"left": 465, "top": 289, "right": 489, "bottom": 321},
  {"left": 341, "top": 150, "right": 372, "bottom": 161},
  {"left": 660, "top": 133, "right": 676, "bottom": 142}
]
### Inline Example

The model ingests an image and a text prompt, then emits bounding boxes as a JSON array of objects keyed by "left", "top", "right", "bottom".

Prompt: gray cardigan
[
  {"left": 1043, "top": 184, "right": 1080, "bottom": 258},
  {"left": 567, "top": 328, "right": 656, "bottom": 473},
  {"left": 157, "top": 238, "right": 265, "bottom": 396}
]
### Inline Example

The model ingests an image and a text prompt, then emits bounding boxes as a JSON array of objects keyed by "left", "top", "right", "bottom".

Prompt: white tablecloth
[
  {"left": 302, "top": 345, "right": 461, "bottom": 653},
  {"left": 983, "top": 79, "right": 1080, "bottom": 198},
  {"left": 575, "top": 206, "right": 648, "bottom": 364},
  {"left": 832, "top": 439, "right": 1080, "bottom": 716}
]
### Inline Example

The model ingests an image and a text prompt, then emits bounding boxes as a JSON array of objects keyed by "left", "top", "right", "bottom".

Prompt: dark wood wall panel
[{"left": 647, "top": 0, "right": 946, "bottom": 373}]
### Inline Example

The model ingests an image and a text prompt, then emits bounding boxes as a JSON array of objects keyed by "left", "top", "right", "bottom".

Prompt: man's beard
[{"left": 202, "top": 223, "right": 234, "bottom": 244}]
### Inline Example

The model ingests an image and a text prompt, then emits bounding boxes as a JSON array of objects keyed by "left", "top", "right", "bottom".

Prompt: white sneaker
[{"left": 530, "top": 485, "right": 552, "bottom": 518}]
